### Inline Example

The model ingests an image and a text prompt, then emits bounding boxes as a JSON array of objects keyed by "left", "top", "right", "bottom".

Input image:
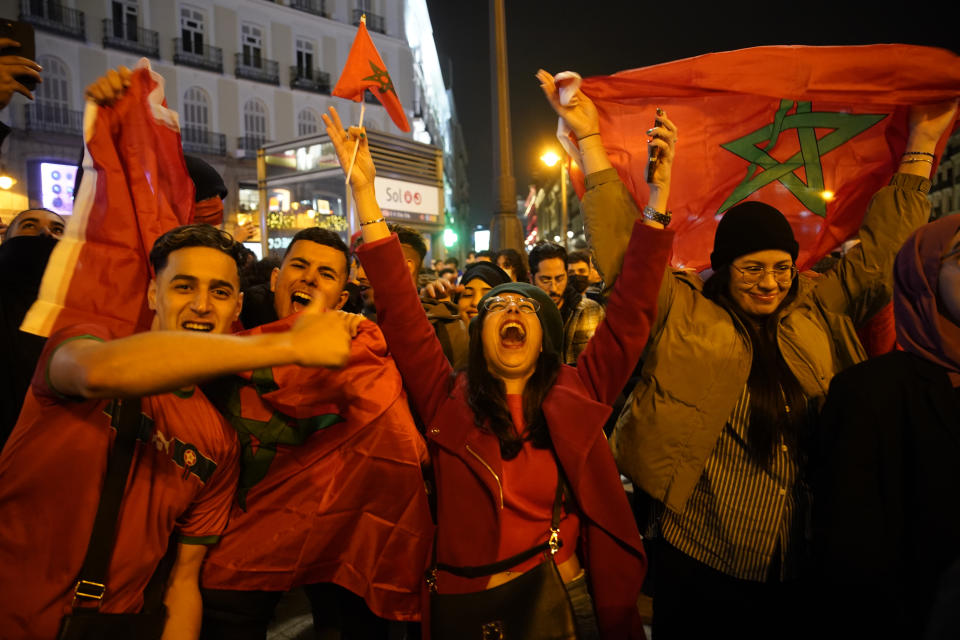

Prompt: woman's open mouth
[{"left": 499, "top": 320, "right": 526, "bottom": 348}]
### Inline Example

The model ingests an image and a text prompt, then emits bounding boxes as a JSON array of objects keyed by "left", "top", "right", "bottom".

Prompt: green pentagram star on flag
[
  {"left": 718, "top": 100, "right": 886, "bottom": 217},
  {"left": 363, "top": 61, "right": 396, "bottom": 96}
]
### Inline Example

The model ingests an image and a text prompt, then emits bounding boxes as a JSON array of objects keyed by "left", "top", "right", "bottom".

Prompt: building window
[
  {"left": 241, "top": 23, "right": 263, "bottom": 68},
  {"left": 112, "top": 0, "right": 138, "bottom": 40},
  {"left": 243, "top": 98, "right": 268, "bottom": 142},
  {"left": 297, "top": 108, "right": 319, "bottom": 136},
  {"left": 35, "top": 55, "right": 70, "bottom": 124},
  {"left": 295, "top": 38, "right": 314, "bottom": 78},
  {"left": 180, "top": 6, "right": 205, "bottom": 54},
  {"left": 182, "top": 87, "right": 210, "bottom": 131}
]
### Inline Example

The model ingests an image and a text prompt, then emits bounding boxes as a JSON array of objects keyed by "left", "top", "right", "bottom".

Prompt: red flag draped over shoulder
[
  {"left": 22, "top": 59, "right": 195, "bottom": 338},
  {"left": 574, "top": 45, "right": 960, "bottom": 271},
  {"left": 332, "top": 16, "right": 410, "bottom": 132}
]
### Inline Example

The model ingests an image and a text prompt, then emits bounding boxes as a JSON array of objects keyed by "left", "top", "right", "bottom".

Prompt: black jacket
[{"left": 814, "top": 350, "right": 960, "bottom": 638}]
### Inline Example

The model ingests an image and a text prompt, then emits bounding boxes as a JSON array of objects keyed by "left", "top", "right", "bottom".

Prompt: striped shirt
[{"left": 660, "top": 386, "right": 806, "bottom": 582}]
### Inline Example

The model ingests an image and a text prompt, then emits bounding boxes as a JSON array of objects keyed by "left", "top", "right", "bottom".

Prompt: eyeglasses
[
  {"left": 483, "top": 296, "right": 540, "bottom": 314},
  {"left": 730, "top": 263, "right": 797, "bottom": 286}
]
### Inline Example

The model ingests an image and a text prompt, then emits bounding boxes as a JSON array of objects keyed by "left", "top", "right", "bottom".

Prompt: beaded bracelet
[
  {"left": 902, "top": 150, "right": 936, "bottom": 158},
  {"left": 901, "top": 158, "right": 933, "bottom": 164},
  {"left": 360, "top": 217, "right": 385, "bottom": 226}
]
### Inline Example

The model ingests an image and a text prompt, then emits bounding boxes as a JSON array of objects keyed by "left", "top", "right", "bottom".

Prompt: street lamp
[{"left": 540, "top": 150, "right": 567, "bottom": 249}]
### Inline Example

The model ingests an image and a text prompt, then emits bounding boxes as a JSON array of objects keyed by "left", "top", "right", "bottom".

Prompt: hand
[
  {"left": 332, "top": 310, "right": 366, "bottom": 338},
  {"left": 907, "top": 100, "right": 959, "bottom": 148},
  {"left": 0, "top": 39, "right": 42, "bottom": 108},
  {"left": 321, "top": 106, "right": 376, "bottom": 190},
  {"left": 289, "top": 302, "right": 352, "bottom": 369},
  {"left": 420, "top": 278, "right": 459, "bottom": 302},
  {"left": 537, "top": 69, "right": 599, "bottom": 140},
  {"left": 233, "top": 222, "right": 253, "bottom": 243},
  {"left": 647, "top": 109, "right": 678, "bottom": 193},
  {"left": 85, "top": 66, "right": 132, "bottom": 105}
]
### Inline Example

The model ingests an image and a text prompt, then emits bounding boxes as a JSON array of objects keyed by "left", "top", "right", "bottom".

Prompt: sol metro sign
[{"left": 373, "top": 176, "right": 442, "bottom": 223}]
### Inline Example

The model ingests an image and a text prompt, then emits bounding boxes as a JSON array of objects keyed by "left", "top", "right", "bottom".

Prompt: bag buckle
[
  {"left": 73, "top": 579, "right": 106, "bottom": 603},
  {"left": 548, "top": 528, "right": 560, "bottom": 555},
  {"left": 426, "top": 567, "right": 438, "bottom": 594}
]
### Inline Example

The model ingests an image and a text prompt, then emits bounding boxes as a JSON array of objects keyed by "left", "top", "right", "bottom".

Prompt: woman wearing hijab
[
  {"left": 815, "top": 212, "right": 960, "bottom": 639},
  {"left": 322, "top": 100, "right": 674, "bottom": 639},
  {"left": 563, "top": 84, "right": 957, "bottom": 638}
]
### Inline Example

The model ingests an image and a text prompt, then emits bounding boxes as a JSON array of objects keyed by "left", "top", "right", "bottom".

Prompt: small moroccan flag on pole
[{"left": 333, "top": 14, "right": 410, "bottom": 133}]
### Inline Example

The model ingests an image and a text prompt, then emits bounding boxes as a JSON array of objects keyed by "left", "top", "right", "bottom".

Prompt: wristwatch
[{"left": 642, "top": 205, "right": 672, "bottom": 227}]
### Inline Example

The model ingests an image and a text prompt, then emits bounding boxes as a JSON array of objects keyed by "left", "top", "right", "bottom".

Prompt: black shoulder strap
[{"left": 71, "top": 397, "right": 142, "bottom": 608}]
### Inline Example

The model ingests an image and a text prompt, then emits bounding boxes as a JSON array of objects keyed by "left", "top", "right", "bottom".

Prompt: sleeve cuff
[
  {"left": 890, "top": 172, "right": 931, "bottom": 194},
  {"left": 584, "top": 167, "right": 621, "bottom": 190}
]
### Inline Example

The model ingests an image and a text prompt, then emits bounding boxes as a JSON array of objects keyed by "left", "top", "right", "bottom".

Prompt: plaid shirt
[{"left": 562, "top": 296, "right": 605, "bottom": 366}]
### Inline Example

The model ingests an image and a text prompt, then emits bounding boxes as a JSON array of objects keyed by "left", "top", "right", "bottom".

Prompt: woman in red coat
[{"left": 322, "top": 95, "right": 674, "bottom": 638}]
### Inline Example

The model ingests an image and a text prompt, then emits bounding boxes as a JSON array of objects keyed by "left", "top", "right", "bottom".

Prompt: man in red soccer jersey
[{"left": 0, "top": 224, "right": 353, "bottom": 640}]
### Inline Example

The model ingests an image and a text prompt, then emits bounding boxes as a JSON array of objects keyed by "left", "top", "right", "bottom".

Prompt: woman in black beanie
[{"left": 581, "top": 100, "right": 958, "bottom": 639}]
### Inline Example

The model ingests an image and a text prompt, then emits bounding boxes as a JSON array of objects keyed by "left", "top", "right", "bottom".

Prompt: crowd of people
[{"left": 1, "top": 34, "right": 959, "bottom": 640}]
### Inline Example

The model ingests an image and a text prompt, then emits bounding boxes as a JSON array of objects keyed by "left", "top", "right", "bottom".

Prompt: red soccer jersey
[{"left": 0, "top": 324, "right": 240, "bottom": 640}]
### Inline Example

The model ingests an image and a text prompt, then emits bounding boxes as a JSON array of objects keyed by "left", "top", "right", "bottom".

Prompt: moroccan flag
[
  {"left": 332, "top": 16, "right": 410, "bottom": 132},
  {"left": 22, "top": 58, "right": 195, "bottom": 338},
  {"left": 572, "top": 45, "right": 960, "bottom": 271}
]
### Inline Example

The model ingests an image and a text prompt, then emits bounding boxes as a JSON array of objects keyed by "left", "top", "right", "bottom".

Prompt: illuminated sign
[
  {"left": 40, "top": 162, "right": 76, "bottom": 216},
  {"left": 374, "top": 176, "right": 441, "bottom": 220}
]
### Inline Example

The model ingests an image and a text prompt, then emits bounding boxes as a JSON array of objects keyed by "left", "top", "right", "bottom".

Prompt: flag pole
[{"left": 344, "top": 100, "right": 366, "bottom": 184}]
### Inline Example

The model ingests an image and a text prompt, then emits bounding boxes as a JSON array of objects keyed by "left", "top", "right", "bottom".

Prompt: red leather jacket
[{"left": 357, "top": 222, "right": 673, "bottom": 638}]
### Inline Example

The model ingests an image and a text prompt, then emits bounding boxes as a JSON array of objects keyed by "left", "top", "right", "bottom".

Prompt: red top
[
  {"left": 0, "top": 324, "right": 239, "bottom": 640},
  {"left": 499, "top": 394, "right": 578, "bottom": 570}
]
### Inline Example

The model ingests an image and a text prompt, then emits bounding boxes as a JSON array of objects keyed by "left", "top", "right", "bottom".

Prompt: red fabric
[
  {"left": 357, "top": 222, "right": 674, "bottom": 639},
  {"left": 200, "top": 315, "right": 433, "bottom": 621},
  {"left": 857, "top": 302, "right": 898, "bottom": 358},
  {"left": 193, "top": 196, "right": 224, "bottom": 226},
  {"left": 571, "top": 44, "right": 960, "bottom": 272},
  {"left": 22, "top": 61, "right": 195, "bottom": 339},
  {"left": 499, "top": 395, "right": 579, "bottom": 571},
  {"left": 0, "top": 324, "right": 239, "bottom": 640},
  {"left": 332, "top": 19, "right": 410, "bottom": 132}
]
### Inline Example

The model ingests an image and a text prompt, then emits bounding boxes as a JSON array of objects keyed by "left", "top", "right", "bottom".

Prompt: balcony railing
[
  {"left": 235, "top": 53, "right": 279, "bottom": 85},
  {"left": 102, "top": 19, "right": 159, "bottom": 58},
  {"left": 182, "top": 127, "right": 226, "bottom": 156},
  {"left": 19, "top": 0, "right": 85, "bottom": 40},
  {"left": 237, "top": 135, "right": 269, "bottom": 158},
  {"left": 290, "top": 0, "right": 326, "bottom": 17},
  {"left": 173, "top": 39, "right": 223, "bottom": 73},
  {"left": 290, "top": 66, "right": 330, "bottom": 94},
  {"left": 353, "top": 9, "right": 385, "bottom": 34},
  {"left": 24, "top": 102, "right": 82, "bottom": 136}
]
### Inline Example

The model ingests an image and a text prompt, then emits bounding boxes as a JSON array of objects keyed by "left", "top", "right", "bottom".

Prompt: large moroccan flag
[
  {"left": 573, "top": 45, "right": 960, "bottom": 271},
  {"left": 22, "top": 58, "right": 195, "bottom": 338},
  {"left": 332, "top": 15, "right": 410, "bottom": 132}
]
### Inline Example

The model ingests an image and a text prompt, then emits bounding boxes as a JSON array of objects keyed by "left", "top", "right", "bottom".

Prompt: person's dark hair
[
  {"left": 388, "top": 222, "right": 427, "bottom": 269},
  {"left": 476, "top": 250, "right": 495, "bottom": 261},
  {"left": 438, "top": 267, "right": 456, "bottom": 278},
  {"left": 567, "top": 249, "right": 592, "bottom": 269},
  {"left": 497, "top": 248, "right": 530, "bottom": 283},
  {"left": 701, "top": 268, "right": 809, "bottom": 467},
  {"left": 528, "top": 242, "right": 566, "bottom": 276},
  {"left": 443, "top": 256, "right": 459, "bottom": 269},
  {"left": 240, "top": 256, "right": 281, "bottom": 290},
  {"left": 283, "top": 227, "right": 349, "bottom": 268},
  {"left": 149, "top": 224, "right": 245, "bottom": 275},
  {"left": 466, "top": 305, "right": 561, "bottom": 459}
]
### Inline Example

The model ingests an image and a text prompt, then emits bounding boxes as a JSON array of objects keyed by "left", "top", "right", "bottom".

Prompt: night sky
[{"left": 424, "top": 0, "right": 959, "bottom": 230}]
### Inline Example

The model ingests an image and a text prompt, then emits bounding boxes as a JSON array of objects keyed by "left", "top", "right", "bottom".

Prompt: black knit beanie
[
  {"left": 710, "top": 201, "right": 799, "bottom": 270},
  {"left": 461, "top": 261, "right": 511, "bottom": 288},
  {"left": 184, "top": 155, "right": 228, "bottom": 202}
]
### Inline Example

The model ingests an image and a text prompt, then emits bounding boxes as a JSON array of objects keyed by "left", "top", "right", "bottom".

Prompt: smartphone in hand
[{"left": 0, "top": 20, "right": 38, "bottom": 92}]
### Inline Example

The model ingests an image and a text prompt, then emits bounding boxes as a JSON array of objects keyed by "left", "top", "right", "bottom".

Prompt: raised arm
[
  {"left": 538, "top": 69, "right": 675, "bottom": 292},
  {"left": 49, "top": 302, "right": 352, "bottom": 398},
  {"left": 323, "top": 106, "right": 454, "bottom": 423},
  {"left": 816, "top": 100, "right": 958, "bottom": 323}
]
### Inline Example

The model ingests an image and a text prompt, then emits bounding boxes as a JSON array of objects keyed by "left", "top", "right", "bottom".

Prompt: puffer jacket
[{"left": 585, "top": 169, "right": 931, "bottom": 512}]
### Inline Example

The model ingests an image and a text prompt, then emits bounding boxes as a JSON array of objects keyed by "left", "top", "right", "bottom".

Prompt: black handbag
[
  {"left": 57, "top": 397, "right": 169, "bottom": 640},
  {"left": 428, "top": 476, "right": 579, "bottom": 640}
]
